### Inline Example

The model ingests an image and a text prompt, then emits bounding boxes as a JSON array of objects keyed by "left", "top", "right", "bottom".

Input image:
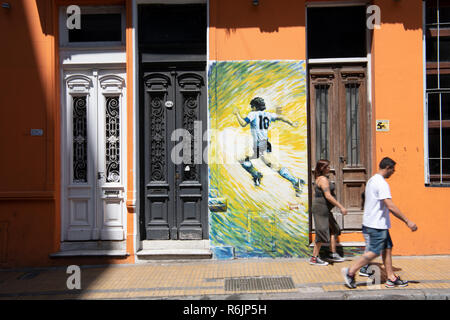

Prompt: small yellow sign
[{"left": 376, "top": 120, "right": 389, "bottom": 132}]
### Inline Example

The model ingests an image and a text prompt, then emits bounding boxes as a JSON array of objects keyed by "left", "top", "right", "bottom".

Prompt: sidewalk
[{"left": 0, "top": 255, "right": 448, "bottom": 300}]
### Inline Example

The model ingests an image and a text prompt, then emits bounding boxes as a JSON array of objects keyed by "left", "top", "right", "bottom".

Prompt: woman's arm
[{"left": 318, "top": 177, "right": 348, "bottom": 215}]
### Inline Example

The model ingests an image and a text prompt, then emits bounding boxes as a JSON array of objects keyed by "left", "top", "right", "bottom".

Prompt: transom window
[{"left": 59, "top": 6, "right": 125, "bottom": 47}]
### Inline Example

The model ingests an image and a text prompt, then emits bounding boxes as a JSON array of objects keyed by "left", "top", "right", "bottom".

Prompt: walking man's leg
[
  {"left": 359, "top": 229, "right": 371, "bottom": 276},
  {"left": 382, "top": 248, "right": 396, "bottom": 281},
  {"left": 349, "top": 252, "right": 378, "bottom": 276},
  {"left": 382, "top": 248, "right": 409, "bottom": 287},
  {"left": 342, "top": 251, "right": 378, "bottom": 289}
]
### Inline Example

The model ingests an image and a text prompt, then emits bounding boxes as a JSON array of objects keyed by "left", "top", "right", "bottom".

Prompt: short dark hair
[
  {"left": 250, "top": 97, "right": 266, "bottom": 111},
  {"left": 379, "top": 157, "right": 396, "bottom": 169}
]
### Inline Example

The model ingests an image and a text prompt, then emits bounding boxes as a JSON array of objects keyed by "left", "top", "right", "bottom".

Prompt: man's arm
[
  {"left": 276, "top": 115, "right": 298, "bottom": 128},
  {"left": 233, "top": 108, "right": 249, "bottom": 127},
  {"left": 383, "top": 198, "right": 418, "bottom": 231}
]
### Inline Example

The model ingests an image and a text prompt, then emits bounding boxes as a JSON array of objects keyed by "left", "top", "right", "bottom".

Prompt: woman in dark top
[{"left": 310, "top": 159, "right": 348, "bottom": 266}]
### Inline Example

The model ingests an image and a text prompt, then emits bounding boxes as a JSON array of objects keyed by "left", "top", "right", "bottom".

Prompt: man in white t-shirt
[
  {"left": 342, "top": 157, "right": 418, "bottom": 289},
  {"left": 233, "top": 97, "right": 305, "bottom": 197}
]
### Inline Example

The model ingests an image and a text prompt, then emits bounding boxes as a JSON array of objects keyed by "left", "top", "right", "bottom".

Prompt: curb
[{"left": 116, "top": 288, "right": 450, "bottom": 300}]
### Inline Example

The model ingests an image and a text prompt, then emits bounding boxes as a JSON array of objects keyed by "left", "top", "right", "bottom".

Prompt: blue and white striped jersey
[{"left": 244, "top": 110, "right": 279, "bottom": 143}]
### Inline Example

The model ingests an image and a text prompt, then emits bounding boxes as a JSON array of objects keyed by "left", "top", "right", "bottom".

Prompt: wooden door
[{"left": 309, "top": 65, "right": 369, "bottom": 230}]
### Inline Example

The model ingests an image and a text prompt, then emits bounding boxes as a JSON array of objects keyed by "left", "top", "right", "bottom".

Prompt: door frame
[
  {"left": 305, "top": 1, "right": 374, "bottom": 235},
  {"left": 132, "top": 0, "right": 209, "bottom": 247}
]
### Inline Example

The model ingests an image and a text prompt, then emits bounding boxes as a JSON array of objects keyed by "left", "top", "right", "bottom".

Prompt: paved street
[{"left": 0, "top": 255, "right": 448, "bottom": 301}]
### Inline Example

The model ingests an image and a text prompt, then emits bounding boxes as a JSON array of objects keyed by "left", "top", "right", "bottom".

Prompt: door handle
[
  {"left": 97, "top": 172, "right": 105, "bottom": 180},
  {"left": 165, "top": 100, "right": 174, "bottom": 109},
  {"left": 339, "top": 156, "right": 346, "bottom": 163}
]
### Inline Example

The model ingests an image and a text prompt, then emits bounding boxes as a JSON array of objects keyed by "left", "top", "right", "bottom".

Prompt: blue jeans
[{"left": 362, "top": 225, "right": 393, "bottom": 256}]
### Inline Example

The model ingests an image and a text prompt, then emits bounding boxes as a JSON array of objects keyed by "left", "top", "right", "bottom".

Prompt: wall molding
[{"left": 0, "top": 191, "right": 55, "bottom": 200}]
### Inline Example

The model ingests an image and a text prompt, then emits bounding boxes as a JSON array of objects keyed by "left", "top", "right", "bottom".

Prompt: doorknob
[
  {"left": 97, "top": 172, "right": 105, "bottom": 180},
  {"left": 339, "top": 156, "right": 346, "bottom": 163},
  {"left": 165, "top": 100, "right": 174, "bottom": 109}
]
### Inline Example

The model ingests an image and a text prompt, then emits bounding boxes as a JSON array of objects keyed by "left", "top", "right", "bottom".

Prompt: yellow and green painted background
[{"left": 208, "top": 60, "right": 310, "bottom": 258}]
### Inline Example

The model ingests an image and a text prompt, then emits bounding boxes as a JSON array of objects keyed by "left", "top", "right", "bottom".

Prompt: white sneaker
[{"left": 329, "top": 252, "right": 345, "bottom": 262}]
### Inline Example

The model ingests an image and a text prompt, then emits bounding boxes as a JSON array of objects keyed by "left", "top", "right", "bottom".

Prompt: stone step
[
  {"left": 309, "top": 241, "right": 366, "bottom": 257},
  {"left": 136, "top": 240, "right": 212, "bottom": 260},
  {"left": 309, "top": 242, "right": 366, "bottom": 247}
]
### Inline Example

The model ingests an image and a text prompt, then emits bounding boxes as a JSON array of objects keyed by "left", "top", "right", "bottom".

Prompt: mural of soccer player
[{"left": 233, "top": 97, "right": 306, "bottom": 197}]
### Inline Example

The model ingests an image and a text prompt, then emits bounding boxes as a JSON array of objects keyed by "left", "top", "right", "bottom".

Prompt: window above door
[
  {"left": 307, "top": 5, "right": 367, "bottom": 59},
  {"left": 59, "top": 6, "right": 126, "bottom": 48},
  {"left": 138, "top": 3, "right": 207, "bottom": 63}
]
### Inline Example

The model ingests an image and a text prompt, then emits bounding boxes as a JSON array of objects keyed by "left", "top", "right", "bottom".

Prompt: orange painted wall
[
  {"left": 372, "top": 0, "right": 449, "bottom": 255},
  {"left": 0, "top": 0, "right": 135, "bottom": 268},
  {"left": 210, "top": 0, "right": 449, "bottom": 255},
  {"left": 210, "top": 0, "right": 306, "bottom": 61},
  {"left": 0, "top": 0, "right": 57, "bottom": 268}
]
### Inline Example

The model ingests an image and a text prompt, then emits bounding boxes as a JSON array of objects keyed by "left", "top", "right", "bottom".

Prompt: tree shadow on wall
[{"left": 212, "top": 0, "right": 421, "bottom": 35}]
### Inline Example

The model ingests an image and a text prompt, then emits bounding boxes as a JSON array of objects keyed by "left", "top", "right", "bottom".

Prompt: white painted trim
[
  {"left": 60, "top": 66, "right": 66, "bottom": 242},
  {"left": 308, "top": 57, "right": 368, "bottom": 64},
  {"left": 59, "top": 5, "right": 126, "bottom": 48},
  {"left": 423, "top": 0, "right": 430, "bottom": 184},
  {"left": 99, "top": 74, "right": 126, "bottom": 91},
  {"left": 60, "top": 50, "right": 126, "bottom": 68},
  {"left": 132, "top": 0, "right": 140, "bottom": 253}
]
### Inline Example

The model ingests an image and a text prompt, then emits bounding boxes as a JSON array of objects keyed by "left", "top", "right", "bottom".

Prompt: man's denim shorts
[{"left": 362, "top": 225, "right": 393, "bottom": 255}]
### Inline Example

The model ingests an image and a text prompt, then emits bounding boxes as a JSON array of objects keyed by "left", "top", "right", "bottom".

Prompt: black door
[{"left": 142, "top": 66, "right": 208, "bottom": 240}]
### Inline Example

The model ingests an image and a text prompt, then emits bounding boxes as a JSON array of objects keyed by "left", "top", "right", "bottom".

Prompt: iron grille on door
[{"left": 63, "top": 71, "right": 126, "bottom": 241}]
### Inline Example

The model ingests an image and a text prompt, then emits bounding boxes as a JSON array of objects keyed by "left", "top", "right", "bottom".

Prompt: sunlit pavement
[{"left": 0, "top": 255, "right": 448, "bottom": 300}]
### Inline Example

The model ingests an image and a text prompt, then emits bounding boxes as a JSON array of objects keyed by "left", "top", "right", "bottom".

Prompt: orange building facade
[{"left": 0, "top": 0, "right": 449, "bottom": 268}]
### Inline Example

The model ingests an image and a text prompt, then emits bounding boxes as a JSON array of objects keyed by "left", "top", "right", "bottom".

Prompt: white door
[{"left": 62, "top": 69, "right": 126, "bottom": 241}]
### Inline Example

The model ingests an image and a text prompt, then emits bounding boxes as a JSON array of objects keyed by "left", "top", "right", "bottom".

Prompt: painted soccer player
[{"left": 233, "top": 97, "right": 305, "bottom": 197}]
